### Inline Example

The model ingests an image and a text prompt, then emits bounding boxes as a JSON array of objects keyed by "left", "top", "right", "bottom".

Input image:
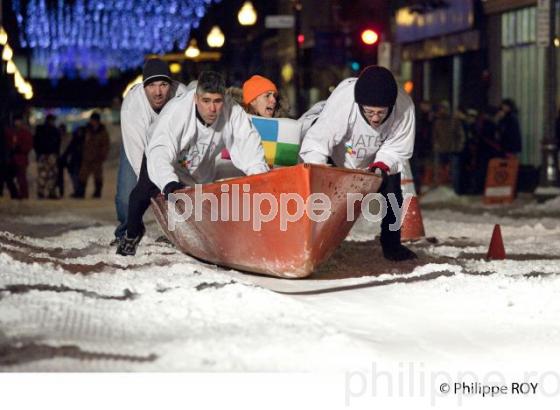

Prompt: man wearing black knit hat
[
  {"left": 112, "top": 58, "right": 190, "bottom": 245},
  {"left": 299, "top": 65, "right": 417, "bottom": 261}
]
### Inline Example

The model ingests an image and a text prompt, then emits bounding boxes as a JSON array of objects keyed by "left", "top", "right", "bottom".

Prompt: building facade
[{"left": 393, "top": 0, "right": 559, "bottom": 167}]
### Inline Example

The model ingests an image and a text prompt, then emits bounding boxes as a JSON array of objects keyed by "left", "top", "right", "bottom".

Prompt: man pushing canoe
[
  {"left": 117, "top": 71, "right": 269, "bottom": 256},
  {"left": 299, "top": 65, "right": 417, "bottom": 261}
]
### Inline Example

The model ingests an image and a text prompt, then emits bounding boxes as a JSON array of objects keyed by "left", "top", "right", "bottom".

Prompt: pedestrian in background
[
  {"left": 5, "top": 114, "right": 33, "bottom": 199},
  {"left": 56, "top": 123, "right": 72, "bottom": 197},
  {"left": 0, "top": 116, "right": 19, "bottom": 199},
  {"left": 77, "top": 112, "right": 110, "bottom": 198},
  {"left": 461, "top": 109, "right": 480, "bottom": 194},
  {"left": 497, "top": 98, "right": 522, "bottom": 158},
  {"left": 432, "top": 101, "right": 465, "bottom": 192},
  {"left": 61, "top": 125, "right": 86, "bottom": 198},
  {"left": 33, "top": 114, "right": 61, "bottom": 199},
  {"left": 474, "top": 107, "right": 501, "bottom": 193}
]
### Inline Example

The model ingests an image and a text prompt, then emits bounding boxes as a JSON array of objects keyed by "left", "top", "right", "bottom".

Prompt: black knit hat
[
  {"left": 143, "top": 59, "right": 172, "bottom": 86},
  {"left": 354, "top": 65, "right": 398, "bottom": 108}
]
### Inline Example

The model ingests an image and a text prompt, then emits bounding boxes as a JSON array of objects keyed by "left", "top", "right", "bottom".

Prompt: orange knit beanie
[{"left": 242, "top": 75, "right": 277, "bottom": 105}]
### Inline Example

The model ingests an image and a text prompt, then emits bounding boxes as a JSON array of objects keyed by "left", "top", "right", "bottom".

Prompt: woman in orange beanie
[{"left": 242, "top": 75, "right": 280, "bottom": 118}]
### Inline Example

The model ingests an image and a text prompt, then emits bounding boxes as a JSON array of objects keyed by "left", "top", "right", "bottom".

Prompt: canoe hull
[{"left": 151, "top": 164, "right": 382, "bottom": 278}]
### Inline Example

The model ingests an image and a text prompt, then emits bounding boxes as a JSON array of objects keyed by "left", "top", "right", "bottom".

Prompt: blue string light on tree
[{"left": 12, "top": 0, "right": 220, "bottom": 79}]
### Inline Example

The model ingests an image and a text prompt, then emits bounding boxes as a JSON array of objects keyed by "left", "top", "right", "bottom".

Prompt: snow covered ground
[{"left": 1, "top": 179, "right": 560, "bottom": 407}]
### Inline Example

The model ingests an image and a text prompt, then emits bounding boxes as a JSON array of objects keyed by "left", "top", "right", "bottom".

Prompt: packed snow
[
  {"left": 2, "top": 180, "right": 560, "bottom": 376},
  {"left": 3, "top": 169, "right": 560, "bottom": 410}
]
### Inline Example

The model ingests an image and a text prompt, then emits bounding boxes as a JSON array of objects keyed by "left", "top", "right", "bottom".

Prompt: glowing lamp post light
[
  {"left": 207, "top": 26, "right": 225, "bottom": 48},
  {"left": 2, "top": 44, "right": 13, "bottom": 61},
  {"left": 170, "top": 63, "right": 182, "bottom": 74},
  {"left": 7, "top": 60, "right": 16, "bottom": 74},
  {"left": 185, "top": 39, "right": 201, "bottom": 59},
  {"left": 0, "top": 26, "right": 7, "bottom": 46},
  {"left": 238, "top": 1, "right": 257, "bottom": 26}
]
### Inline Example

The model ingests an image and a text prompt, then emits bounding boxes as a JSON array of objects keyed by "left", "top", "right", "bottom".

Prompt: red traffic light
[{"left": 361, "top": 29, "right": 379, "bottom": 45}]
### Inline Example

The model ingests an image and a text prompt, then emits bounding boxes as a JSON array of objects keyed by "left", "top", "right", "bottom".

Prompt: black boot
[
  {"left": 380, "top": 224, "right": 418, "bottom": 261},
  {"left": 379, "top": 172, "right": 418, "bottom": 262},
  {"left": 72, "top": 184, "right": 85, "bottom": 199},
  {"left": 116, "top": 226, "right": 145, "bottom": 256},
  {"left": 382, "top": 241, "right": 418, "bottom": 261},
  {"left": 93, "top": 181, "right": 102, "bottom": 198}
]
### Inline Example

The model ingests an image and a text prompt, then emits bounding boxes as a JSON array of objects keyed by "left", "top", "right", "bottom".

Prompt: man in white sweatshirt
[
  {"left": 299, "top": 65, "right": 417, "bottom": 261},
  {"left": 117, "top": 71, "right": 269, "bottom": 256},
  {"left": 113, "top": 59, "right": 189, "bottom": 244}
]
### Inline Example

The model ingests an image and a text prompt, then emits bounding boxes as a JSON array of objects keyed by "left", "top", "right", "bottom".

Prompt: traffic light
[
  {"left": 361, "top": 29, "right": 379, "bottom": 46},
  {"left": 349, "top": 60, "right": 361, "bottom": 72}
]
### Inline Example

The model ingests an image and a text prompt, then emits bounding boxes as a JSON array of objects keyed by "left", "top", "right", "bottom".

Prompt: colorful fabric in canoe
[{"left": 250, "top": 116, "right": 302, "bottom": 167}]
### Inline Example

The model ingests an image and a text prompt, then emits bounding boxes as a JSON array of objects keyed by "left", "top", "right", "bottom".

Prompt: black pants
[
  {"left": 126, "top": 156, "right": 161, "bottom": 238},
  {"left": 379, "top": 172, "right": 402, "bottom": 248},
  {"left": 0, "top": 162, "right": 19, "bottom": 198}
]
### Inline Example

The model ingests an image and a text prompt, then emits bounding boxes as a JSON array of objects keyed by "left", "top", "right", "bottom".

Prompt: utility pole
[
  {"left": 1, "top": 0, "right": 7, "bottom": 120},
  {"left": 292, "top": 0, "right": 303, "bottom": 116},
  {"left": 536, "top": 0, "right": 560, "bottom": 194}
]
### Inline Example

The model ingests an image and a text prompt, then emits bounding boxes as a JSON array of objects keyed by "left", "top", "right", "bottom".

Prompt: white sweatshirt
[
  {"left": 299, "top": 78, "right": 415, "bottom": 174},
  {"left": 120, "top": 80, "right": 191, "bottom": 177},
  {"left": 146, "top": 89, "right": 270, "bottom": 191},
  {"left": 298, "top": 100, "right": 326, "bottom": 137}
]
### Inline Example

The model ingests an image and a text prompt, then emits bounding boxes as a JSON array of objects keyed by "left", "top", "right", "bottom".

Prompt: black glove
[{"left": 163, "top": 181, "right": 186, "bottom": 200}]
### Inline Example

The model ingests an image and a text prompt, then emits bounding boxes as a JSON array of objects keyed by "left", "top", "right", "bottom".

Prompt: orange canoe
[{"left": 151, "top": 164, "right": 382, "bottom": 278}]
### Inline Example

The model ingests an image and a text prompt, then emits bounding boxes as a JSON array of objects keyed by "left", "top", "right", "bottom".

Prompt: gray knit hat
[{"left": 143, "top": 59, "right": 172, "bottom": 86}]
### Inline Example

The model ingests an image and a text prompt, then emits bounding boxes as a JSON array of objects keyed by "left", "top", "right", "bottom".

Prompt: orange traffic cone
[
  {"left": 486, "top": 224, "right": 506, "bottom": 260},
  {"left": 401, "top": 161, "right": 426, "bottom": 241}
]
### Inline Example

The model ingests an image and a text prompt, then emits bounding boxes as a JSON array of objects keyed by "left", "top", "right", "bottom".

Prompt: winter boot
[
  {"left": 93, "top": 181, "right": 102, "bottom": 198},
  {"left": 72, "top": 184, "right": 85, "bottom": 199},
  {"left": 380, "top": 226, "right": 418, "bottom": 261},
  {"left": 116, "top": 226, "right": 145, "bottom": 256},
  {"left": 382, "top": 242, "right": 418, "bottom": 261}
]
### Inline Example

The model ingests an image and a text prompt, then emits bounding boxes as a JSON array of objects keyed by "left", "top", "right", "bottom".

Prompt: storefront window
[{"left": 501, "top": 6, "right": 545, "bottom": 165}]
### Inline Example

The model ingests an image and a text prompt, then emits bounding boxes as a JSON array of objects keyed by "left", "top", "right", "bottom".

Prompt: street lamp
[
  {"left": 207, "top": 25, "right": 225, "bottom": 48},
  {"left": 185, "top": 39, "right": 201, "bottom": 59},
  {"left": 7, "top": 59, "right": 16, "bottom": 74},
  {"left": 2, "top": 44, "right": 13, "bottom": 61},
  {"left": 238, "top": 1, "right": 257, "bottom": 26},
  {"left": 170, "top": 62, "right": 182, "bottom": 74},
  {"left": 0, "top": 26, "right": 7, "bottom": 46}
]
